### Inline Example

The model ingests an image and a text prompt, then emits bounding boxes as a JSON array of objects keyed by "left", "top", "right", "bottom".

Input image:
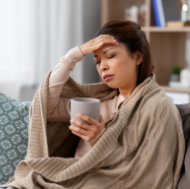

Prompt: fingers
[
  {"left": 90, "top": 35, "right": 119, "bottom": 53},
  {"left": 76, "top": 113, "right": 100, "bottom": 126},
  {"left": 69, "top": 123, "right": 89, "bottom": 135},
  {"left": 69, "top": 113, "right": 106, "bottom": 143},
  {"left": 69, "top": 116, "right": 96, "bottom": 142},
  {"left": 80, "top": 35, "right": 119, "bottom": 56},
  {"left": 69, "top": 124, "right": 93, "bottom": 142},
  {"left": 94, "top": 35, "right": 119, "bottom": 48},
  {"left": 70, "top": 118, "right": 89, "bottom": 131},
  {"left": 69, "top": 113, "right": 102, "bottom": 132}
]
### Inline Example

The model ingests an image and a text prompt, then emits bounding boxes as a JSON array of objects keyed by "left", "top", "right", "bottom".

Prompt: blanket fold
[{"left": 0, "top": 71, "right": 185, "bottom": 189}]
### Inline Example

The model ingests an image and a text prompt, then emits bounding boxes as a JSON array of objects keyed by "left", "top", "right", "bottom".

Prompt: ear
[{"left": 135, "top": 51, "right": 143, "bottom": 65}]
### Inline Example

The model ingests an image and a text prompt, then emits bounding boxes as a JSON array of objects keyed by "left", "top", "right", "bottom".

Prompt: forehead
[{"left": 93, "top": 44, "right": 118, "bottom": 56}]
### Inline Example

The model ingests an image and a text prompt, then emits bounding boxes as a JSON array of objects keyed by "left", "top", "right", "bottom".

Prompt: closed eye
[{"left": 95, "top": 55, "right": 115, "bottom": 65}]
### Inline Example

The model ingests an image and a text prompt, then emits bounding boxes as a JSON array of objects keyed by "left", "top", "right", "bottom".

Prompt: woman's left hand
[{"left": 69, "top": 113, "right": 105, "bottom": 143}]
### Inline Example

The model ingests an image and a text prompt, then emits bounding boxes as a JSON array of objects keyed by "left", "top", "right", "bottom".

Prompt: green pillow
[{"left": 0, "top": 92, "right": 31, "bottom": 184}]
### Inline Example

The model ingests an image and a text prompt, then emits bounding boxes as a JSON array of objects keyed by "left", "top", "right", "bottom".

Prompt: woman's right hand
[{"left": 79, "top": 35, "right": 119, "bottom": 56}]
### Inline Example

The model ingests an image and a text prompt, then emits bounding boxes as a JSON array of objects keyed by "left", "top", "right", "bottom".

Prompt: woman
[
  {"left": 46, "top": 20, "right": 154, "bottom": 154},
  {"left": 0, "top": 20, "right": 185, "bottom": 189}
]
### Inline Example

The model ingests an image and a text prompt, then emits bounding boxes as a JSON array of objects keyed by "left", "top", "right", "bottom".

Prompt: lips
[
  {"left": 104, "top": 76, "right": 113, "bottom": 82},
  {"left": 103, "top": 74, "right": 114, "bottom": 79}
]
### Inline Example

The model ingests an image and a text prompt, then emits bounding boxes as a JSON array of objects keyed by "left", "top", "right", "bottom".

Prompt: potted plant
[{"left": 170, "top": 65, "right": 182, "bottom": 82}]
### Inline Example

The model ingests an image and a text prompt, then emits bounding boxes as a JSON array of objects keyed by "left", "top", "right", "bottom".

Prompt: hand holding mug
[
  {"left": 67, "top": 97, "right": 105, "bottom": 143},
  {"left": 69, "top": 113, "right": 105, "bottom": 143},
  {"left": 79, "top": 34, "right": 119, "bottom": 56}
]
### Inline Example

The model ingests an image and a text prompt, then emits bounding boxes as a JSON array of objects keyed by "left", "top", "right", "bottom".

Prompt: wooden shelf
[
  {"left": 101, "top": 0, "right": 189, "bottom": 92},
  {"left": 161, "top": 86, "right": 190, "bottom": 93},
  {"left": 142, "top": 26, "right": 190, "bottom": 32}
]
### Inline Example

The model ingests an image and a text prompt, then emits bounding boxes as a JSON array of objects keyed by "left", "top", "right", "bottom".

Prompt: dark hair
[{"left": 95, "top": 20, "right": 155, "bottom": 85}]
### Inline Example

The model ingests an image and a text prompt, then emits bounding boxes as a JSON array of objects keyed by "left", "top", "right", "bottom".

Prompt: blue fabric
[{"left": 0, "top": 92, "right": 31, "bottom": 185}]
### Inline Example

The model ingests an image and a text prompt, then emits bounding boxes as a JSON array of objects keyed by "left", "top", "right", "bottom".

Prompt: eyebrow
[{"left": 93, "top": 48, "right": 113, "bottom": 57}]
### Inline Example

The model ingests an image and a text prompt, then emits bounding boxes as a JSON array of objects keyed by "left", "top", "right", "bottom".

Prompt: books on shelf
[
  {"left": 152, "top": 0, "right": 165, "bottom": 27},
  {"left": 152, "top": 0, "right": 181, "bottom": 27}
]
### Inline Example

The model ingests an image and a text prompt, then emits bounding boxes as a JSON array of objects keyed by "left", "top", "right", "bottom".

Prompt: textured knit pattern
[
  {"left": 0, "top": 93, "right": 30, "bottom": 185},
  {"left": 0, "top": 72, "right": 185, "bottom": 189}
]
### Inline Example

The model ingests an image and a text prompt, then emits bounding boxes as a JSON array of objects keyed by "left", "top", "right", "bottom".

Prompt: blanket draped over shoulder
[{"left": 0, "top": 72, "right": 185, "bottom": 189}]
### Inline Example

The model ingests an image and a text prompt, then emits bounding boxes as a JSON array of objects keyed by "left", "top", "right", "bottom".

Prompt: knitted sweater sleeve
[{"left": 47, "top": 46, "right": 85, "bottom": 122}]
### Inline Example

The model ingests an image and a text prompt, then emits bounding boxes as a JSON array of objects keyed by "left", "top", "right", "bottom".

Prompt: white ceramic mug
[{"left": 67, "top": 97, "right": 100, "bottom": 127}]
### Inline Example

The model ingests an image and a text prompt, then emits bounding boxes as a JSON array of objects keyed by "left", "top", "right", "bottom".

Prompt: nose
[{"left": 100, "top": 59, "right": 109, "bottom": 71}]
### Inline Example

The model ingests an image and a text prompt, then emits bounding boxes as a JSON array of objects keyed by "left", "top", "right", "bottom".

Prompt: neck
[{"left": 119, "top": 78, "right": 137, "bottom": 97}]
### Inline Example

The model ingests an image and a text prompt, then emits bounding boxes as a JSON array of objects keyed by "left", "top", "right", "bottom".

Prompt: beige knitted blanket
[{"left": 0, "top": 72, "right": 185, "bottom": 189}]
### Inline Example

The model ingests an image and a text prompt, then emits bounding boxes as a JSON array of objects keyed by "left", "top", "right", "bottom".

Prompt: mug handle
[{"left": 67, "top": 99, "right": 71, "bottom": 115}]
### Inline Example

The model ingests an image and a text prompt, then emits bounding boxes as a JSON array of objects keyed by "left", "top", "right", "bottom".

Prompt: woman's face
[{"left": 93, "top": 42, "right": 143, "bottom": 91}]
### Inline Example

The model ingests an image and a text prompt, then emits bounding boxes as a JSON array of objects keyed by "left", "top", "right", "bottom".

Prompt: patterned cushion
[{"left": 0, "top": 92, "right": 31, "bottom": 185}]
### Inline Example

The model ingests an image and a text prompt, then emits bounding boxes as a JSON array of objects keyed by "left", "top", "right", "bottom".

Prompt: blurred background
[
  {"left": 1, "top": 0, "right": 190, "bottom": 104},
  {"left": 0, "top": 0, "right": 101, "bottom": 102}
]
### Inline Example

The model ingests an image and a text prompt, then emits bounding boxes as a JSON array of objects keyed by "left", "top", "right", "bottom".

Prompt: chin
[{"left": 106, "top": 83, "right": 118, "bottom": 89}]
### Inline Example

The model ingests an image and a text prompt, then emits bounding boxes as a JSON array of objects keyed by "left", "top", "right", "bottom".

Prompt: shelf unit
[{"left": 100, "top": 0, "right": 190, "bottom": 94}]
